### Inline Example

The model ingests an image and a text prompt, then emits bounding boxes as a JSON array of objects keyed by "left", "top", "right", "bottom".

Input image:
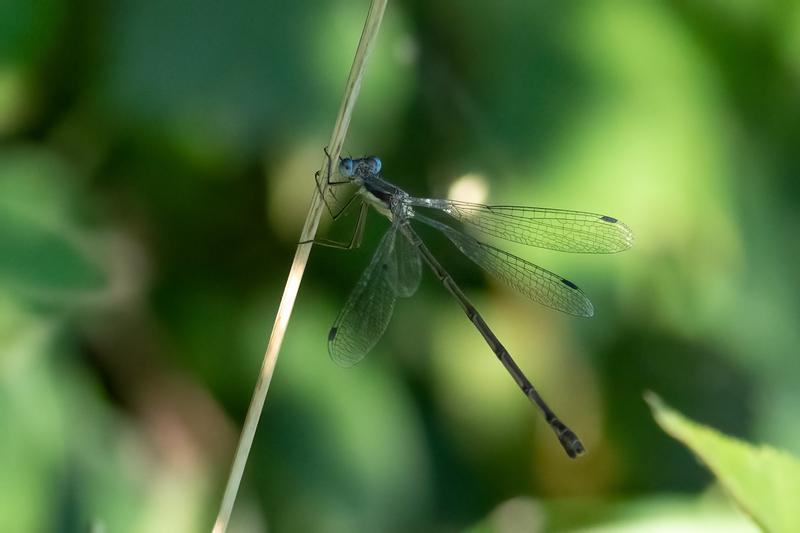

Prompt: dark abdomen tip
[{"left": 560, "top": 430, "right": 586, "bottom": 459}]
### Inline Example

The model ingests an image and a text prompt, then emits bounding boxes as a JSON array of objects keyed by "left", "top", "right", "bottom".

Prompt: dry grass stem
[{"left": 212, "top": 1, "right": 389, "bottom": 531}]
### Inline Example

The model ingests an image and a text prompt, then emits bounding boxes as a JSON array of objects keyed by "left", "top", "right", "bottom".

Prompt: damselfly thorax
[{"left": 341, "top": 156, "right": 413, "bottom": 221}]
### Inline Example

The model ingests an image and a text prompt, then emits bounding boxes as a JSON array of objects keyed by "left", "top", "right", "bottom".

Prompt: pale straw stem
[{"left": 212, "top": 1, "right": 388, "bottom": 531}]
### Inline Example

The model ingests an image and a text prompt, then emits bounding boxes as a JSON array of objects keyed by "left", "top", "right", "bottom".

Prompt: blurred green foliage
[{"left": 1, "top": 0, "right": 799, "bottom": 531}]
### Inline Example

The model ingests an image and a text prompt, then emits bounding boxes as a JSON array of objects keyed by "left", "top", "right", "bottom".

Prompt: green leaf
[{"left": 647, "top": 392, "right": 800, "bottom": 533}]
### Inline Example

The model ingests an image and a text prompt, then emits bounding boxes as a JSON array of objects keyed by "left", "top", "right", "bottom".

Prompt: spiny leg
[
  {"left": 315, "top": 146, "right": 351, "bottom": 217},
  {"left": 320, "top": 146, "right": 352, "bottom": 194},
  {"left": 328, "top": 188, "right": 362, "bottom": 221},
  {"left": 300, "top": 201, "right": 368, "bottom": 250}
]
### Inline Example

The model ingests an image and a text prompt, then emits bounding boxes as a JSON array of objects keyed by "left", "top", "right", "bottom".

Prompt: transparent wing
[
  {"left": 329, "top": 226, "right": 400, "bottom": 367},
  {"left": 409, "top": 198, "right": 633, "bottom": 254},
  {"left": 414, "top": 214, "right": 594, "bottom": 317},
  {"left": 391, "top": 230, "right": 421, "bottom": 298}
]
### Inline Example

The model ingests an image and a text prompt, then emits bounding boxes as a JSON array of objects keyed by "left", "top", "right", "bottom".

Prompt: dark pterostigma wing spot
[
  {"left": 600, "top": 215, "right": 618, "bottom": 223},
  {"left": 328, "top": 327, "right": 338, "bottom": 342},
  {"left": 561, "top": 278, "right": 578, "bottom": 290}
]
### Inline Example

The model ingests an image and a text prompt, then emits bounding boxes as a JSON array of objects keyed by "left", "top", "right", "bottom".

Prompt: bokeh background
[{"left": 2, "top": 0, "right": 799, "bottom": 531}]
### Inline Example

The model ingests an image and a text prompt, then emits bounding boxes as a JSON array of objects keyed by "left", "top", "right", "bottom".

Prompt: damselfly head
[{"left": 340, "top": 156, "right": 382, "bottom": 180}]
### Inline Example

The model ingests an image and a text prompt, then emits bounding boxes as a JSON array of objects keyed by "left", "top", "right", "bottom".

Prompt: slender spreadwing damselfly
[{"left": 311, "top": 154, "right": 633, "bottom": 458}]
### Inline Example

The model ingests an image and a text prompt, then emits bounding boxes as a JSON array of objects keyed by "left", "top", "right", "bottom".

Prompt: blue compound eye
[
  {"left": 368, "top": 156, "right": 382, "bottom": 174},
  {"left": 339, "top": 158, "right": 355, "bottom": 177}
]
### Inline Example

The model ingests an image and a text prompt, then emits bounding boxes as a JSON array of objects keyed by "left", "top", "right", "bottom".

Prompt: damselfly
[{"left": 313, "top": 154, "right": 633, "bottom": 458}]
